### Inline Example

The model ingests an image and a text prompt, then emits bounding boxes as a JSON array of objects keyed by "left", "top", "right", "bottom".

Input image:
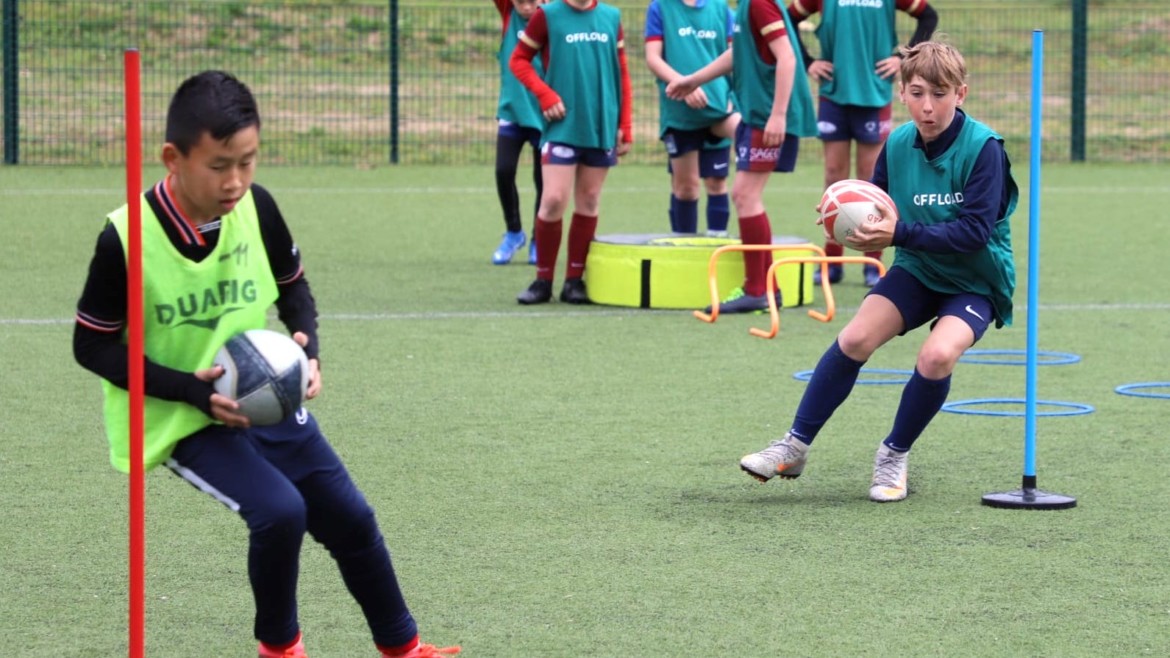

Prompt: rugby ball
[
  {"left": 819, "top": 179, "right": 898, "bottom": 248},
  {"left": 213, "top": 329, "right": 309, "bottom": 425}
]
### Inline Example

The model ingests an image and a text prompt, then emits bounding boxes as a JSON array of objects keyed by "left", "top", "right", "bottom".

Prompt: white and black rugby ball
[{"left": 213, "top": 329, "right": 309, "bottom": 425}]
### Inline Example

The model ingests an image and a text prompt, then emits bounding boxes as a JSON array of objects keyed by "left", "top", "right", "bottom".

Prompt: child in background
[
  {"left": 510, "top": 0, "right": 634, "bottom": 305},
  {"left": 490, "top": 0, "right": 545, "bottom": 265},
  {"left": 788, "top": 0, "right": 939, "bottom": 286},
  {"left": 667, "top": 0, "right": 817, "bottom": 313},
  {"left": 644, "top": 0, "right": 739, "bottom": 236},
  {"left": 739, "top": 41, "right": 1018, "bottom": 503},
  {"left": 73, "top": 71, "right": 460, "bottom": 658}
]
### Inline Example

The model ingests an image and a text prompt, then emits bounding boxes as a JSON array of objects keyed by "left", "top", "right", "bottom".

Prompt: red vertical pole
[{"left": 124, "top": 48, "right": 146, "bottom": 658}]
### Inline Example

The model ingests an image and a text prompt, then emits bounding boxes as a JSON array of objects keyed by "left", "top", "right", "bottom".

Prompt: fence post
[
  {"left": 3, "top": 0, "right": 18, "bottom": 164},
  {"left": 1070, "top": 0, "right": 1087, "bottom": 162},
  {"left": 389, "top": 0, "right": 399, "bottom": 164}
]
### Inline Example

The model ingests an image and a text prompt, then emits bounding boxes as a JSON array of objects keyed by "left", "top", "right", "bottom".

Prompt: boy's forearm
[
  {"left": 73, "top": 324, "right": 215, "bottom": 416},
  {"left": 644, "top": 42, "right": 678, "bottom": 83},
  {"left": 688, "top": 49, "right": 733, "bottom": 87},
  {"left": 770, "top": 47, "right": 795, "bottom": 119},
  {"left": 619, "top": 45, "right": 633, "bottom": 141},
  {"left": 276, "top": 278, "right": 320, "bottom": 361},
  {"left": 908, "top": 5, "right": 939, "bottom": 46},
  {"left": 510, "top": 44, "right": 560, "bottom": 109}
]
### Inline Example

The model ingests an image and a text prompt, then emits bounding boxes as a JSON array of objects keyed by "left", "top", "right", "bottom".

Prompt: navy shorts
[
  {"left": 498, "top": 119, "right": 542, "bottom": 149},
  {"left": 664, "top": 128, "right": 731, "bottom": 179},
  {"left": 869, "top": 265, "right": 996, "bottom": 342},
  {"left": 541, "top": 141, "right": 618, "bottom": 168},
  {"left": 816, "top": 97, "right": 893, "bottom": 144},
  {"left": 734, "top": 123, "right": 800, "bottom": 173}
]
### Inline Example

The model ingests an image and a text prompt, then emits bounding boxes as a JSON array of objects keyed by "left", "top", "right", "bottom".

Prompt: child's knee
[
  {"left": 250, "top": 495, "right": 308, "bottom": 538},
  {"left": 916, "top": 344, "right": 960, "bottom": 378}
]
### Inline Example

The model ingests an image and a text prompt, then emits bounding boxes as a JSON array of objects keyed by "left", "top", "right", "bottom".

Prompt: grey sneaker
[
  {"left": 869, "top": 443, "right": 910, "bottom": 502},
  {"left": 740, "top": 433, "right": 809, "bottom": 482}
]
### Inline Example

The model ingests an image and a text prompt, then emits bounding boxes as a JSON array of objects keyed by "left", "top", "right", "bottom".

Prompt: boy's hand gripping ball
[
  {"left": 213, "top": 329, "right": 309, "bottom": 425},
  {"left": 819, "top": 179, "right": 898, "bottom": 247}
]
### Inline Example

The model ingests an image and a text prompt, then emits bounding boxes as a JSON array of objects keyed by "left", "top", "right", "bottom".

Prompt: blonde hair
[{"left": 899, "top": 39, "right": 967, "bottom": 91}]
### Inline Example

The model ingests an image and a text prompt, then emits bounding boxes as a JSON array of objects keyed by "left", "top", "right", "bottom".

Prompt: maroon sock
[
  {"left": 566, "top": 212, "right": 598, "bottom": 280},
  {"left": 826, "top": 241, "right": 844, "bottom": 258},
  {"left": 738, "top": 212, "right": 772, "bottom": 296},
  {"left": 534, "top": 216, "right": 562, "bottom": 281},
  {"left": 864, "top": 250, "right": 882, "bottom": 262}
]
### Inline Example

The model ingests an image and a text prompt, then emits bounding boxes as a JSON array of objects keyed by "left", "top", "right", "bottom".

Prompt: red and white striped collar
[{"left": 152, "top": 175, "right": 207, "bottom": 247}]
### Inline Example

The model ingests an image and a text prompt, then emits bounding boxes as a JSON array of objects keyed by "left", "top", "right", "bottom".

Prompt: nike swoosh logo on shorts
[{"left": 964, "top": 305, "right": 985, "bottom": 321}]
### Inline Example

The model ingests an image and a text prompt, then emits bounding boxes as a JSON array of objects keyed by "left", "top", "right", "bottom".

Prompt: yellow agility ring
[{"left": 585, "top": 234, "right": 816, "bottom": 309}]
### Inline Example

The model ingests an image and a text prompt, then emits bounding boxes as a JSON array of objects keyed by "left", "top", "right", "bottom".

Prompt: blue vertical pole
[{"left": 1023, "top": 30, "right": 1043, "bottom": 487}]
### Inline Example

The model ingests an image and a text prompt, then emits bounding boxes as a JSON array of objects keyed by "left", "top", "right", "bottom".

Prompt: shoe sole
[{"left": 740, "top": 464, "right": 802, "bottom": 483}]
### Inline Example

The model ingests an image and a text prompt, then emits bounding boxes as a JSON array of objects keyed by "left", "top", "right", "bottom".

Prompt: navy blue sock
[
  {"left": 883, "top": 369, "right": 951, "bottom": 452},
  {"left": 668, "top": 194, "right": 678, "bottom": 232},
  {"left": 674, "top": 196, "right": 699, "bottom": 233},
  {"left": 707, "top": 193, "right": 730, "bottom": 233},
  {"left": 790, "top": 340, "right": 865, "bottom": 444}
]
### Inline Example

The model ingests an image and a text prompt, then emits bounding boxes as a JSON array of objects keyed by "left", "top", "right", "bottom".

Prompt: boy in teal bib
[
  {"left": 666, "top": 0, "right": 818, "bottom": 314},
  {"left": 645, "top": 0, "right": 739, "bottom": 236},
  {"left": 510, "top": 0, "right": 635, "bottom": 305},
  {"left": 739, "top": 41, "right": 1018, "bottom": 504},
  {"left": 490, "top": 0, "right": 545, "bottom": 265},
  {"left": 788, "top": 0, "right": 939, "bottom": 286}
]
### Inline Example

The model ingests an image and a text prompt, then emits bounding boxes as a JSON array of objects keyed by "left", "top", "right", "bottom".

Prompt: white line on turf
[{"left": 8, "top": 302, "right": 1170, "bottom": 326}]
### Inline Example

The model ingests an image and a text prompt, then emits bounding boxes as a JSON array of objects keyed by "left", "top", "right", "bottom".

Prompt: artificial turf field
[{"left": 2, "top": 163, "right": 1168, "bottom": 657}]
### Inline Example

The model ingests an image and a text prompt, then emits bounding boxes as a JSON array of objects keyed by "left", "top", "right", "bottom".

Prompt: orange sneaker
[
  {"left": 381, "top": 641, "right": 461, "bottom": 658},
  {"left": 258, "top": 632, "right": 308, "bottom": 658}
]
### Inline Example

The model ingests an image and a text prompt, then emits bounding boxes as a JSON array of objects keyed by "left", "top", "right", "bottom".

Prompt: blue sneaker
[
  {"left": 813, "top": 264, "right": 843, "bottom": 285},
  {"left": 864, "top": 264, "right": 881, "bottom": 288},
  {"left": 528, "top": 239, "right": 537, "bottom": 265},
  {"left": 492, "top": 231, "right": 527, "bottom": 265}
]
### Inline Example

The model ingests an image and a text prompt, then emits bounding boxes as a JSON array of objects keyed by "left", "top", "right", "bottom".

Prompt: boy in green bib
[
  {"left": 739, "top": 41, "right": 1018, "bottom": 503},
  {"left": 73, "top": 71, "right": 459, "bottom": 658}
]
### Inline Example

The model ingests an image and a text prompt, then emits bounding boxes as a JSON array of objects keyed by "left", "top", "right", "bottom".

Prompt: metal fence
[{"left": 2, "top": 0, "right": 1167, "bottom": 166}]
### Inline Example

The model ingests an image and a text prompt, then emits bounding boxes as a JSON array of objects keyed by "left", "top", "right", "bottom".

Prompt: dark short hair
[{"left": 165, "top": 70, "right": 261, "bottom": 154}]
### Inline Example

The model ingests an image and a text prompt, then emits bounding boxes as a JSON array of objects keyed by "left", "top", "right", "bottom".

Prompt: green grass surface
[{"left": 2, "top": 163, "right": 1169, "bottom": 657}]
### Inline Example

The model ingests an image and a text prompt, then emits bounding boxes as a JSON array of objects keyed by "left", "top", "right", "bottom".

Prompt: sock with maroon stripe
[
  {"left": 737, "top": 212, "right": 772, "bottom": 296},
  {"left": 533, "top": 216, "right": 562, "bottom": 281},
  {"left": 565, "top": 212, "right": 597, "bottom": 280}
]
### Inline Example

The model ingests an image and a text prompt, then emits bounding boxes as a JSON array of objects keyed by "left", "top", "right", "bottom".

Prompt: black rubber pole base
[{"left": 981, "top": 488, "right": 1077, "bottom": 510}]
